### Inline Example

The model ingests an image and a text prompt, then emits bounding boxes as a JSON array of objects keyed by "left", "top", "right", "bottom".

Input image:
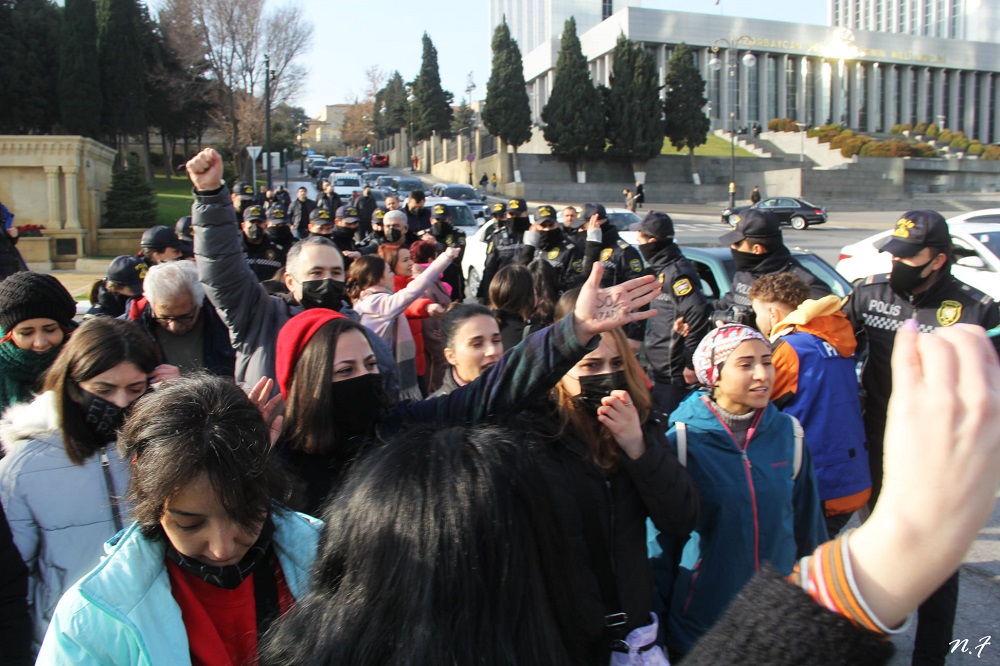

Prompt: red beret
[{"left": 275, "top": 309, "right": 347, "bottom": 398}]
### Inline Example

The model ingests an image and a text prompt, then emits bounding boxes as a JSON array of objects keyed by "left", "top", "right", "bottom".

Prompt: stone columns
[
  {"left": 43, "top": 166, "right": 62, "bottom": 229},
  {"left": 63, "top": 166, "right": 81, "bottom": 229},
  {"left": 978, "top": 73, "right": 992, "bottom": 144}
]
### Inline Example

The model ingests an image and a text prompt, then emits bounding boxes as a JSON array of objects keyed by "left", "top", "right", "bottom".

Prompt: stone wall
[{"left": 0, "top": 136, "right": 116, "bottom": 266}]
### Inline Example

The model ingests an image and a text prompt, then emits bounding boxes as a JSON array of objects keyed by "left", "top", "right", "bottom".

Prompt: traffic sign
[{"left": 247, "top": 146, "right": 262, "bottom": 161}]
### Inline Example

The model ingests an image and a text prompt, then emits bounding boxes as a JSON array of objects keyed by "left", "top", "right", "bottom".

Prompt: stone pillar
[
  {"left": 963, "top": 71, "right": 977, "bottom": 138},
  {"left": 796, "top": 56, "right": 807, "bottom": 124},
  {"left": 63, "top": 166, "right": 82, "bottom": 229},
  {"left": 867, "top": 63, "right": 880, "bottom": 132},
  {"left": 948, "top": 70, "right": 961, "bottom": 132},
  {"left": 720, "top": 50, "right": 734, "bottom": 132},
  {"left": 932, "top": 68, "right": 945, "bottom": 121},
  {"left": 848, "top": 62, "right": 861, "bottom": 129},
  {"left": 981, "top": 73, "right": 994, "bottom": 144},
  {"left": 883, "top": 65, "right": 897, "bottom": 132},
  {"left": 777, "top": 54, "right": 788, "bottom": 119},
  {"left": 831, "top": 60, "right": 844, "bottom": 126},
  {"left": 44, "top": 166, "right": 63, "bottom": 229},
  {"left": 900, "top": 66, "right": 913, "bottom": 126}
]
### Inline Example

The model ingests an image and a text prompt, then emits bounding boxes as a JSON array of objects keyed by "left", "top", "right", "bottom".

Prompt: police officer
[
  {"left": 404, "top": 190, "right": 431, "bottom": 234},
  {"left": 520, "top": 204, "right": 585, "bottom": 294},
  {"left": 423, "top": 204, "right": 466, "bottom": 301},
  {"left": 844, "top": 210, "right": 999, "bottom": 666},
  {"left": 714, "top": 209, "right": 831, "bottom": 326},
  {"left": 231, "top": 181, "right": 257, "bottom": 223},
  {"left": 265, "top": 203, "right": 296, "bottom": 251},
  {"left": 476, "top": 198, "right": 530, "bottom": 303},
  {"left": 140, "top": 226, "right": 189, "bottom": 266},
  {"left": 637, "top": 211, "right": 710, "bottom": 415},
  {"left": 242, "top": 205, "right": 286, "bottom": 282},
  {"left": 329, "top": 205, "right": 364, "bottom": 268},
  {"left": 307, "top": 207, "right": 334, "bottom": 240},
  {"left": 362, "top": 208, "right": 387, "bottom": 247}
]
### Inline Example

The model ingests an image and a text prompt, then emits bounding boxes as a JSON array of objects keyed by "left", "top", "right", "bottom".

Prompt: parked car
[
  {"left": 308, "top": 159, "right": 328, "bottom": 177},
  {"left": 375, "top": 175, "right": 397, "bottom": 191},
  {"left": 722, "top": 197, "right": 828, "bottom": 230},
  {"left": 431, "top": 183, "right": 490, "bottom": 218},
  {"left": 364, "top": 170, "right": 388, "bottom": 187},
  {"left": 370, "top": 153, "right": 389, "bottom": 167},
  {"left": 315, "top": 167, "right": 336, "bottom": 191},
  {"left": 835, "top": 209, "right": 1000, "bottom": 298},
  {"left": 328, "top": 173, "right": 364, "bottom": 199},
  {"left": 393, "top": 177, "right": 430, "bottom": 197}
]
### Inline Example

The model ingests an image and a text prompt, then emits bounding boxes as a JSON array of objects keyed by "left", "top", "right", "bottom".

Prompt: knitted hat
[
  {"left": 692, "top": 324, "right": 769, "bottom": 387},
  {"left": 275, "top": 309, "right": 347, "bottom": 398},
  {"left": 0, "top": 271, "right": 76, "bottom": 334}
]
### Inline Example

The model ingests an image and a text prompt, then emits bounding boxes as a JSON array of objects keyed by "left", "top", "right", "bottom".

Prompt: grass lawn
[
  {"left": 662, "top": 135, "right": 757, "bottom": 158},
  {"left": 151, "top": 174, "right": 196, "bottom": 227}
]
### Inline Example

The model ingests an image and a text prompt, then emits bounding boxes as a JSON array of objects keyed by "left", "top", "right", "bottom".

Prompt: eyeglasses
[{"left": 152, "top": 306, "right": 199, "bottom": 325}]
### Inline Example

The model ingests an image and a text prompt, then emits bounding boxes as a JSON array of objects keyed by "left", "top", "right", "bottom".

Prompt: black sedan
[{"left": 721, "top": 197, "right": 827, "bottom": 230}]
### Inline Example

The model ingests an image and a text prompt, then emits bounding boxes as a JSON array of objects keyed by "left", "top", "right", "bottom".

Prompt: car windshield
[
  {"left": 333, "top": 176, "right": 360, "bottom": 186},
  {"left": 446, "top": 186, "right": 480, "bottom": 201},
  {"left": 446, "top": 205, "right": 477, "bottom": 228},
  {"left": 607, "top": 211, "right": 641, "bottom": 232},
  {"left": 395, "top": 178, "right": 424, "bottom": 191}
]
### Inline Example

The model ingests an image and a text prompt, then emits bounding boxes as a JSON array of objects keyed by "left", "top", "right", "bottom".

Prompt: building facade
[
  {"left": 830, "top": 0, "right": 1000, "bottom": 43},
  {"left": 506, "top": 3, "right": 1000, "bottom": 144}
]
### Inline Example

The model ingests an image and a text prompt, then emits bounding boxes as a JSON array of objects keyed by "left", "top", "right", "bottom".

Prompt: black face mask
[
  {"left": 310, "top": 231, "right": 333, "bottom": 240},
  {"left": 573, "top": 370, "right": 628, "bottom": 412},
  {"left": 245, "top": 224, "right": 264, "bottom": 243},
  {"left": 538, "top": 228, "right": 561, "bottom": 250},
  {"left": 431, "top": 221, "right": 451, "bottom": 237},
  {"left": 300, "top": 278, "right": 346, "bottom": 310},
  {"left": 268, "top": 225, "right": 294, "bottom": 246},
  {"left": 890, "top": 256, "right": 936, "bottom": 296},
  {"left": 731, "top": 248, "right": 767, "bottom": 273},
  {"left": 385, "top": 228, "right": 403, "bottom": 244},
  {"left": 510, "top": 216, "right": 530, "bottom": 233},
  {"left": 639, "top": 240, "right": 670, "bottom": 262},
  {"left": 330, "top": 373, "right": 384, "bottom": 442},
  {"left": 77, "top": 389, "right": 133, "bottom": 439}
]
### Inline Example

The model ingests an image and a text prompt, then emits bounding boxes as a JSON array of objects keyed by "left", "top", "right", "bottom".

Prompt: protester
[
  {"left": 433, "top": 303, "right": 503, "bottom": 397},
  {"left": 124, "top": 260, "right": 236, "bottom": 377},
  {"left": 749, "top": 272, "right": 870, "bottom": 537},
  {"left": 347, "top": 249, "right": 458, "bottom": 401},
  {"left": 479, "top": 172, "right": 489, "bottom": 194},
  {"left": 404, "top": 190, "right": 431, "bottom": 234},
  {"left": 86, "top": 255, "right": 147, "bottom": 319},
  {"left": 0, "top": 203, "right": 26, "bottom": 280},
  {"left": 528, "top": 259, "right": 560, "bottom": 326},
  {"left": 656, "top": 324, "right": 827, "bottom": 659},
  {"left": 489, "top": 264, "right": 543, "bottom": 350},
  {"left": 36, "top": 374, "right": 321, "bottom": 664},
  {"left": 0, "top": 317, "right": 175, "bottom": 648},
  {"left": 354, "top": 185, "right": 377, "bottom": 235},
  {"left": 139, "top": 226, "right": 189, "bottom": 266},
  {"left": 273, "top": 261, "right": 659, "bottom": 515},
  {"left": 637, "top": 211, "right": 710, "bottom": 416},
  {"left": 288, "top": 186, "right": 316, "bottom": 240},
  {"left": 0, "top": 503, "right": 31, "bottom": 664},
  {"left": 409, "top": 239, "right": 452, "bottom": 392},
  {"left": 186, "top": 148, "right": 397, "bottom": 397},
  {"left": 714, "top": 210, "right": 831, "bottom": 326},
  {"left": 0, "top": 272, "right": 77, "bottom": 411}
]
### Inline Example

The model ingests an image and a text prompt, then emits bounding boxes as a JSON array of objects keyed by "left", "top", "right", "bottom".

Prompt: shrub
[
  {"left": 914, "top": 122, "right": 928, "bottom": 134},
  {"left": 926, "top": 122, "right": 940, "bottom": 138},
  {"left": 890, "top": 124, "right": 902, "bottom": 134},
  {"left": 841, "top": 135, "right": 872, "bottom": 158},
  {"left": 860, "top": 139, "right": 912, "bottom": 158},
  {"left": 784, "top": 119, "right": 801, "bottom": 132},
  {"left": 968, "top": 141, "right": 985, "bottom": 156},
  {"left": 819, "top": 129, "right": 841, "bottom": 144},
  {"left": 103, "top": 153, "right": 158, "bottom": 229},
  {"left": 901, "top": 123, "right": 913, "bottom": 132},
  {"left": 767, "top": 118, "right": 782, "bottom": 131},
  {"left": 950, "top": 134, "right": 970, "bottom": 151},
  {"left": 982, "top": 145, "right": 1000, "bottom": 160},
  {"left": 938, "top": 129, "right": 954, "bottom": 144},
  {"left": 911, "top": 142, "right": 939, "bottom": 158}
]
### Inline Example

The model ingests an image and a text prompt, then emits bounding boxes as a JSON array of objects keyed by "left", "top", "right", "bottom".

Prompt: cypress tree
[
  {"left": 103, "top": 153, "right": 157, "bottom": 228},
  {"left": 97, "top": 0, "right": 147, "bottom": 156},
  {"left": 482, "top": 18, "right": 532, "bottom": 181},
  {"left": 411, "top": 34, "right": 453, "bottom": 140},
  {"left": 377, "top": 71, "right": 408, "bottom": 138},
  {"left": 604, "top": 33, "right": 663, "bottom": 165},
  {"left": 59, "top": 0, "right": 102, "bottom": 137},
  {"left": 0, "top": 0, "right": 61, "bottom": 134},
  {"left": 663, "top": 43, "right": 710, "bottom": 176},
  {"left": 541, "top": 17, "right": 604, "bottom": 178}
]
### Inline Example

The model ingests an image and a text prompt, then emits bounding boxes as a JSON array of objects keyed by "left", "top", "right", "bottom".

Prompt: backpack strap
[
  {"left": 676, "top": 422, "right": 687, "bottom": 467},
  {"left": 788, "top": 415, "right": 804, "bottom": 479}
]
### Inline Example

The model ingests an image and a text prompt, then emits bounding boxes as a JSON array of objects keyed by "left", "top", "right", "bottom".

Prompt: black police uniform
[
  {"left": 644, "top": 242, "right": 711, "bottom": 414},
  {"left": 244, "top": 238, "right": 287, "bottom": 282},
  {"left": 477, "top": 219, "right": 528, "bottom": 302},
  {"left": 520, "top": 229, "right": 585, "bottom": 294},
  {"left": 713, "top": 246, "right": 832, "bottom": 326},
  {"left": 426, "top": 219, "right": 467, "bottom": 302}
]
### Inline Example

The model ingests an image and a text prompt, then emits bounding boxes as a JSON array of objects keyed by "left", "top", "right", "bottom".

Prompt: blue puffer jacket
[
  {"left": 36, "top": 508, "right": 321, "bottom": 665},
  {"left": 661, "top": 393, "right": 827, "bottom": 655}
]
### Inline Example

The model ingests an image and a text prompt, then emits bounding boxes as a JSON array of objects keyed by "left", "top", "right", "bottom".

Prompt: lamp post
[
  {"left": 406, "top": 87, "right": 416, "bottom": 172},
  {"left": 709, "top": 36, "right": 756, "bottom": 209},
  {"left": 936, "top": 113, "right": 946, "bottom": 132},
  {"left": 263, "top": 54, "right": 273, "bottom": 190},
  {"left": 796, "top": 122, "right": 807, "bottom": 162}
]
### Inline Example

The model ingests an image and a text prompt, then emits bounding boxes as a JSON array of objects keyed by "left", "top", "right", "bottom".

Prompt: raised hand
[
  {"left": 186, "top": 148, "right": 225, "bottom": 192},
  {"left": 247, "top": 377, "right": 285, "bottom": 448},
  {"left": 573, "top": 262, "right": 659, "bottom": 343},
  {"left": 598, "top": 390, "right": 645, "bottom": 459}
]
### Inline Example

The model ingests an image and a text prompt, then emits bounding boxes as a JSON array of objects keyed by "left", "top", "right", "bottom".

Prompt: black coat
[
  {"left": 0, "top": 504, "right": 31, "bottom": 665},
  {"left": 127, "top": 297, "right": 237, "bottom": 378},
  {"left": 0, "top": 229, "right": 26, "bottom": 280},
  {"left": 289, "top": 197, "right": 316, "bottom": 236},
  {"left": 521, "top": 405, "right": 699, "bottom": 665}
]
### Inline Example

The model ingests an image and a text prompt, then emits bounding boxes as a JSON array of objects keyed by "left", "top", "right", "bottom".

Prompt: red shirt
[{"left": 167, "top": 558, "right": 293, "bottom": 666}]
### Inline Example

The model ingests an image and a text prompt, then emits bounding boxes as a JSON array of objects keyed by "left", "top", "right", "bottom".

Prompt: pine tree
[
  {"left": 375, "top": 71, "right": 408, "bottom": 138},
  {"left": 541, "top": 17, "right": 605, "bottom": 178},
  {"left": 482, "top": 18, "right": 532, "bottom": 181},
  {"left": 97, "top": 0, "right": 147, "bottom": 158},
  {"left": 411, "top": 34, "right": 453, "bottom": 140},
  {"left": 604, "top": 33, "right": 663, "bottom": 166},
  {"left": 103, "top": 153, "right": 157, "bottom": 228},
  {"left": 0, "top": 0, "right": 61, "bottom": 133},
  {"left": 59, "top": 0, "right": 102, "bottom": 137},
  {"left": 663, "top": 43, "right": 710, "bottom": 176}
]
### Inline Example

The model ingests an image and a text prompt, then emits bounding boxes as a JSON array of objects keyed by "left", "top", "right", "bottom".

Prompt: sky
[{"left": 271, "top": 0, "right": 828, "bottom": 117}]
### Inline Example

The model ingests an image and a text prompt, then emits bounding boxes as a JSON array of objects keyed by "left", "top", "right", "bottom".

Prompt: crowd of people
[{"left": 0, "top": 147, "right": 998, "bottom": 665}]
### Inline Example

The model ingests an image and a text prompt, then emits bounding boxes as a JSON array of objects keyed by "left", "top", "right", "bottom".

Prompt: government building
[{"left": 490, "top": 0, "right": 1000, "bottom": 144}]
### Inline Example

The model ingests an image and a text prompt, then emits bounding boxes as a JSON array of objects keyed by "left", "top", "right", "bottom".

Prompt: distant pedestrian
[
  {"left": 479, "top": 173, "right": 488, "bottom": 194},
  {"left": 624, "top": 188, "right": 636, "bottom": 212},
  {"left": 750, "top": 185, "right": 762, "bottom": 205},
  {"left": 490, "top": 173, "right": 498, "bottom": 194},
  {"left": 634, "top": 181, "right": 645, "bottom": 209}
]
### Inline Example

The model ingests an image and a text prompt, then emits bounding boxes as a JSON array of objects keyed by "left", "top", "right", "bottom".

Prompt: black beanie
[{"left": 0, "top": 271, "right": 76, "bottom": 334}]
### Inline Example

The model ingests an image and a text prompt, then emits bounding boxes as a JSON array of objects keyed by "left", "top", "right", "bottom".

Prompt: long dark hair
[
  {"left": 281, "top": 318, "right": 387, "bottom": 457},
  {"left": 118, "top": 373, "right": 290, "bottom": 538},
  {"left": 346, "top": 255, "right": 387, "bottom": 301},
  {"left": 440, "top": 303, "right": 496, "bottom": 350},
  {"left": 260, "top": 426, "right": 575, "bottom": 666},
  {"left": 528, "top": 259, "right": 559, "bottom": 325},
  {"left": 489, "top": 264, "right": 536, "bottom": 322},
  {"left": 43, "top": 317, "right": 159, "bottom": 465}
]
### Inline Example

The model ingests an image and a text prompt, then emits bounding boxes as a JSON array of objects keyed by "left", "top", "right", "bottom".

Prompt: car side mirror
[{"left": 956, "top": 255, "right": 987, "bottom": 270}]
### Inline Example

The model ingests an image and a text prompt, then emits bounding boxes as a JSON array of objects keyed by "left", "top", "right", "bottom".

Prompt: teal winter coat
[{"left": 36, "top": 508, "right": 321, "bottom": 665}]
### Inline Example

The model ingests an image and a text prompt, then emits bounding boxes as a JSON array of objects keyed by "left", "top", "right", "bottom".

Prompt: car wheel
[
  {"left": 790, "top": 215, "right": 808, "bottom": 230},
  {"left": 467, "top": 267, "right": 480, "bottom": 302}
]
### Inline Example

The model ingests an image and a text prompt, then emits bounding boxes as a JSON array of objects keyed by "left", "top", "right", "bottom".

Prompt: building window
[
  {"left": 876, "top": 0, "right": 883, "bottom": 30},
  {"left": 785, "top": 58, "right": 798, "bottom": 119},
  {"left": 942, "top": 70, "right": 951, "bottom": 127},
  {"left": 767, "top": 56, "right": 779, "bottom": 122},
  {"left": 912, "top": 0, "right": 920, "bottom": 33},
  {"left": 875, "top": 64, "right": 884, "bottom": 132},
  {"left": 834, "top": 0, "right": 842, "bottom": 26},
  {"left": 923, "top": 0, "right": 932, "bottom": 34},
  {"left": 950, "top": 0, "right": 961, "bottom": 38},
  {"left": 602, "top": 0, "right": 613, "bottom": 20},
  {"left": 898, "top": 0, "right": 907, "bottom": 32},
  {"left": 857, "top": 63, "right": 868, "bottom": 130},
  {"left": 805, "top": 58, "right": 816, "bottom": 125},
  {"left": 936, "top": 0, "right": 945, "bottom": 37},
  {"left": 854, "top": 0, "right": 862, "bottom": 27},
  {"left": 910, "top": 68, "right": 919, "bottom": 125},
  {"left": 747, "top": 60, "right": 760, "bottom": 122}
]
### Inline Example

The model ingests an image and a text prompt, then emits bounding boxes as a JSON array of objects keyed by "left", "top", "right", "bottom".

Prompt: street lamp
[
  {"left": 936, "top": 114, "right": 946, "bottom": 132},
  {"left": 796, "top": 122, "right": 807, "bottom": 162},
  {"left": 710, "top": 36, "right": 755, "bottom": 209},
  {"left": 406, "top": 87, "right": 416, "bottom": 172},
  {"left": 263, "top": 54, "right": 274, "bottom": 189}
]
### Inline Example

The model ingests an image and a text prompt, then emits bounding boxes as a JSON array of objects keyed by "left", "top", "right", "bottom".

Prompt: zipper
[{"left": 100, "top": 448, "right": 124, "bottom": 532}]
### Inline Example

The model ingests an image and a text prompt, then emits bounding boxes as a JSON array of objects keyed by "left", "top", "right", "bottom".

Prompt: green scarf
[{"left": 0, "top": 340, "right": 61, "bottom": 412}]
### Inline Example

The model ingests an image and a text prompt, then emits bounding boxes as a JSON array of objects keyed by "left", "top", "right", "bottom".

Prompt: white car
[
  {"left": 836, "top": 209, "right": 1000, "bottom": 298},
  {"left": 328, "top": 173, "right": 363, "bottom": 199}
]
